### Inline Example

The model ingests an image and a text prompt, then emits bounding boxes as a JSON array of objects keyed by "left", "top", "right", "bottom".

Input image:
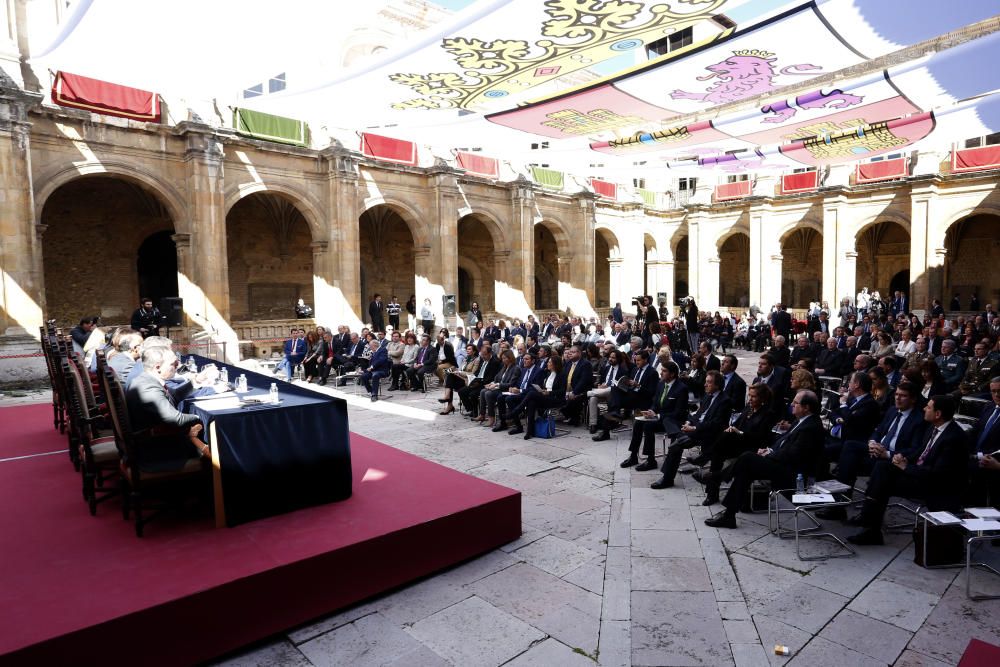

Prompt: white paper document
[
  {"left": 924, "top": 511, "right": 962, "bottom": 525},
  {"left": 967, "top": 507, "right": 1000, "bottom": 519},
  {"left": 961, "top": 519, "right": 1000, "bottom": 532},
  {"left": 195, "top": 396, "right": 245, "bottom": 411},
  {"left": 793, "top": 493, "right": 835, "bottom": 504}
]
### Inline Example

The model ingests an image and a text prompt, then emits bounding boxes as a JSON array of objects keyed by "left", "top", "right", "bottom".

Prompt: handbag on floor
[{"left": 534, "top": 415, "right": 556, "bottom": 439}]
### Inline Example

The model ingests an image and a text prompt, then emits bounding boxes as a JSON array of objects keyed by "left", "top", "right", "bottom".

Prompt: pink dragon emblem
[{"left": 670, "top": 49, "right": 863, "bottom": 122}]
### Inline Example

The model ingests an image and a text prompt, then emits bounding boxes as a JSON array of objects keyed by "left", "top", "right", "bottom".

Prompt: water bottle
[
  {"left": 220, "top": 367, "right": 229, "bottom": 385},
  {"left": 236, "top": 374, "right": 248, "bottom": 393},
  {"left": 795, "top": 474, "right": 805, "bottom": 493},
  {"left": 187, "top": 356, "right": 197, "bottom": 372},
  {"left": 269, "top": 382, "right": 279, "bottom": 404}
]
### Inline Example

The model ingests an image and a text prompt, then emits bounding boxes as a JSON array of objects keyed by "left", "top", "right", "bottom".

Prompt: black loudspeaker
[
  {"left": 442, "top": 294, "right": 457, "bottom": 317},
  {"left": 160, "top": 297, "right": 183, "bottom": 326}
]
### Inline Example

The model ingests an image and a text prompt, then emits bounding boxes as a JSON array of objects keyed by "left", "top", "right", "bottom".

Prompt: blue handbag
[{"left": 533, "top": 415, "right": 556, "bottom": 439}]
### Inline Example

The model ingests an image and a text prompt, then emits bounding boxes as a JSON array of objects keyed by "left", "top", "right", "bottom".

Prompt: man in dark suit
[
  {"left": 406, "top": 335, "right": 436, "bottom": 392},
  {"left": 499, "top": 353, "right": 540, "bottom": 431},
  {"left": 924, "top": 326, "right": 943, "bottom": 357},
  {"left": 848, "top": 395, "right": 969, "bottom": 545},
  {"left": 559, "top": 344, "right": 594, "bottom": 426},
  {"left": 705, "top": 390, "right": 825, "bottom": 528},
  {"left": 829, "top": 372, "right": 881, "bottom": 443},
  {"left": 789, "top": 335, "right": 814, "bottom": 367},
  {"left": 720, "top": 354, "right": 747, "bottom": 412},
  {"left": 482, "top": 320, "right": 502, "bottom": 344},
  {"left": 458, "top": 344, "right": 502, "bottom": 415},
  {"left": 967, "top": 378, "right": 1000, "bottom": 506},
  {"left": 694, "top": 383, "right": 778, "bottom": 505},
  {"left": 368, "top": 294, "right": 385, "bottom": 333},
  {"left": 890, "top": 290, "right": 908, "bottom": 318},
  {"left": 362, "top": 338, "right": 392, "bottom": 401},
  {"left": 593, "top": 350, "right": 658, "bottom": 441},
  {"left": 815, "top": 337, "right": 845, "bottom": 379},
  {"left": 652, "top": 370, "right": 733, "bottom": 489},
  {"left": 753, "top": 353, "right": 789, "bottom": 417},
  {"left": 771, "top": 305, "right": 792, "bottom": 341},
  {"left": 818, "top": 381, "right": 926, "bottom": 520},
  {"left": 769, "top": 335, "right": 791, "bottom": 368},
  {"left": 317, "top": 331, "right": 339, "bottom": 385},
  {"left": 621, "top": 362, "right": 688, "bottom": 471},
  {"left": 125, "top": 346, "right": 209, "bottom": 471},
  {"left": 698, "top": 341, "right": 721, "bottom": 372}
]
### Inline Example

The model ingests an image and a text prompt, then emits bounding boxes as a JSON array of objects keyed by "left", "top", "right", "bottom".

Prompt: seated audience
[{"left": 620, "top": 362, "right": 688, "bottom": 472}]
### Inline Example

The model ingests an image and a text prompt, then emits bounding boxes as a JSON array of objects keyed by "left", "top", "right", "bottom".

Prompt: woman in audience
[
  {"left": 420, "top": 298, "right": 435, "bottom": 337},
  {"left": 439, "top": 344, "right": 481, "bottom": 415},
  {"left": 919, "top": 360, "right": 947, "bottom": 401},
  {"left": 868, "top": 366, "right": 894, "bottom": 417},
  {"left": 587, "top": 348, "right": 629, "bottom": 433},
  {"left": 302, "top": 330, "right": 322, "bottom": 382},
  {"left": 684, "top": 353, "right": 707, "bottom": 398},
  {"left": 872, "top": 332, "right": 894, "bottom": 359},
  {"left": 390, "top": 332, "right": 418, "bottom": 391},
  {"left": 496, "top": 319, "right": 511, "bottom": 343},
  {"left": 958, "top": 323, "right": 977, "bottom": 357}
]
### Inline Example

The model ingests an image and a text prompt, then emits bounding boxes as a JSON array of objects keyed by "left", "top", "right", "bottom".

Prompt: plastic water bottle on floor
[
  {"left": 269, "top": 382, "right": 279, "bottom": 404},
  {"left": 795, "top": 474, "right": 805, "bottom": 493}
]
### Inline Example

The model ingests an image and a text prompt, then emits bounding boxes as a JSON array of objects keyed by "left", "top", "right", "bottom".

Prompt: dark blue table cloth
[{"left": 182, "top": 355, "right": 352, "bottom": 526}]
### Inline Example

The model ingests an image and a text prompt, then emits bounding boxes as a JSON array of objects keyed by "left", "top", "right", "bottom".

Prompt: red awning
[
  {"left": 52, "top": 71, "right": 160, "bottom": 122},
  {"left": 591, "top": 178, "right": 617, "bottom": 200},
  {"left": 781, "top": 171, "right": 818, "bottom": 194},
  {"left": 856, "top": 157, "right": 907, "bottom": 183},
  {"left": 360, "top": 133, "right": 417, "bottom": 166},
  {"left": 951, "top": 145, "right": 1000, "bottom": 173},
  {"left": 714, "top": 180, "right": 751, "bottom": 201},
  {"left": 456, "top": 151, "right": 499, "bottom": 179}
]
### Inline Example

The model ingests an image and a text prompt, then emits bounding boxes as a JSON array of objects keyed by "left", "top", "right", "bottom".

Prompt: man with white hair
[{"left": 125, "top": 346, "right": 209, "bottom": 470}]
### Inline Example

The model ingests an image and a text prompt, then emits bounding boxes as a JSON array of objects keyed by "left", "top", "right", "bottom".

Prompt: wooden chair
[
  {"left": 63, "top": 356, "right": 120, "bottom": 514},
  {"left": 39, "top": 327, "right": 67, "bottom": 434},
  {"left": 101, "top": 367, "right": 209, "bottom": 537}
]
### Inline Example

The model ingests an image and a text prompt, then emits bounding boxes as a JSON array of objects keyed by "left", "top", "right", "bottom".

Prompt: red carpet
[{"left": 0, "top": 404, "right": 520, "bottom": 666}]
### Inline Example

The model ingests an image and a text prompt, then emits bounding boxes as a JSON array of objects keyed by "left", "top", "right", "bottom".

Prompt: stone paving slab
[
  {"left": 631, "top": 556, "right": 713, "bottom": 592},
  {"left": 786, "top": 636, "right": 886, "bottom": 667},
  {"left": 407, "top": 596, "right": 545, "bottom": 666},
  {"left": 631, "top": 591, "right": 733, "bottom": 666},
  {"left": 757, "top": 581, "right": 849, "bottom": 635},
  {"left": 846, "top": 579, "right": 940, "bottom": 632},
  {"left": 297, "top": 613, "right": 449, "bottom": 667},
  {"left": 514, "top": 534, "right": 601, "bottom": 578},
  {"left": 817, "top": 608, "right": 912, "bottom": 664}
]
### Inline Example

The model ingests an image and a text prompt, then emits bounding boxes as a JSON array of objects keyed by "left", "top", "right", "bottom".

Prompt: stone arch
[
  {"left": 40, "top": 175, "right": 179, "bottom": 324},
  {"left": 226, "top": 192, "right": 315, "bottom": 320},
  {"left": 34, "top": 161, "right": 188, "bottom": 232},
  {"left": 362, "top": 197, "right": 430, "bottom": 248},
  {"left": 943, "top": 213, "right": 1000, "bottom": 307},
  {"left": 853, "top": 211, "right": 911, "bottom": 241},
  {"left": 535, "top": 217, "right": 572, "bottom": 256},
  {"left": 775, "top": 217, "right": 824, "bottom": 241},
  {"left": 855, "top": 218, "right": 911, "bottom": 299},
  {"left": 779, "top": 225, "right": 824, "bottom": 309},
  {"left": 718, "top": 230, "right": 750, "bottom": 308},
  {"left": 359, "top": 204, "right": 417, "bottom": 321},
  {"left": 461, "top": 208, "right": 508, "bottom": 251},
  {"left": 594, "top": 226, "right": 622, "bottom": 309},
  {"left": 939, "top": 202, "right": 1000, "bottom": 237},
  {"left": 457, "top": 213, "right": 499, "bottom": 311},
  {"left": 225, "top": 181, "right": 325, "bottom": 242}
]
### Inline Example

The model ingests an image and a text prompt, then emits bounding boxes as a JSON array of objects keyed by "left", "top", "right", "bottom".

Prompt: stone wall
[
  {"left": 358, "top": 207, "right": 416, "bottom": 318},
  {"left": 226, "top": 193, "right": 314, "bottom": 321}
]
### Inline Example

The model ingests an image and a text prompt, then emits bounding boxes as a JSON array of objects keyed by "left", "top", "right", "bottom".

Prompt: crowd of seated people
[{"left": 250, "top": 295, "right": 1000, "bottom": 543}]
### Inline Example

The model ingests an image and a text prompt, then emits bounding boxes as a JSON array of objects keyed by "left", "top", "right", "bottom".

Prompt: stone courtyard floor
[{"left": 8, "top": 349, "right": 999, "bottom": 666}]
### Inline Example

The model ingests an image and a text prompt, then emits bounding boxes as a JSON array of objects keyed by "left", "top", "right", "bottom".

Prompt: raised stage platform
[{"left": 0, "top": 403, "right": 521, "bottom": 666}]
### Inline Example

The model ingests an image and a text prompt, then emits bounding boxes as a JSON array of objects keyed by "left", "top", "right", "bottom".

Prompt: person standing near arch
[
  {"left": 386, "top": 295, "right": 401, "bottom": 331},
  {"left": 368, "top": 293, "right": 385, "bottom": 332}
]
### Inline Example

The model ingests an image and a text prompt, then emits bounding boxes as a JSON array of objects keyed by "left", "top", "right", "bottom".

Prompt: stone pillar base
[{"left": 0, "top": 332, "right": 47, "bottom": 388}]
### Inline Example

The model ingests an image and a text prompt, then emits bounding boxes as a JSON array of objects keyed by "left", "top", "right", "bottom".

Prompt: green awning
[
  {"left": 232, "top": 107, "right": 309, "bottom": 146},
  {"left": 531, "top": 166, "right": 564, "bottom": 190},
  {"left": 639, "top": 189, "right": 658, "bottom": 207}
]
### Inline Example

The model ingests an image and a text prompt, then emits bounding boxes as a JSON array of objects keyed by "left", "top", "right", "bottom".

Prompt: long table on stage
[{"left": 183, "top": 355, "right": 352, "bottom": 527}]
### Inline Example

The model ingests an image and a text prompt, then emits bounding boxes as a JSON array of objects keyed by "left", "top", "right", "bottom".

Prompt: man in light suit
[
  {"left": 362, "top": 338, "right": 391, "bottom": 401},
  {"left": 125, "top": 346, "right": 208, "bottom": 472}
]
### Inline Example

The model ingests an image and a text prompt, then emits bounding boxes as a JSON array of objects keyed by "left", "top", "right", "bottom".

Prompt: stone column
[
  {"left": 509, "top": 178, "right": 535, "bottom": 315},
  {"left": 413, "top": 246, "right": 441, "bottom": 326},
  {"left": 763, "top": 253, "right": 783, "bottom": 310},
  {"left": 310, "top": 240, "right": 334, "bottom": 325},
  {"left": 608, "top": 257, "right": 624, "bottom": 311},
  {"left": 557, "top": 255, "right": 573, "bottom": 313},
  {"left": 430, "top": 164, "right": 461, "bottom": 326},
  {"left": 747, "top": 204, "right": 774, "bottom": 310},
  {"left": 702, "top": 255, "right": 721, "bottom": 312},
  {"left": 0, "top": 82, "right": 42, "bottom": 338},
  {"left": 823, "top": 195, "right": 849, "bottom": 307},
  {"left": 567, "top": 193, "right": 597, "bottom": 318},
  {"left": 323, "top": 143, "right": 362, "bottom": 328},
  {"left": 909, "top": 185, "right": 937, "bottom": 310},
  {"left": 178, "top": 123, "right": 237, "bottom": 360},
  {"left": 659, "top": 260, "right": 675, "bottom": 309}
]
